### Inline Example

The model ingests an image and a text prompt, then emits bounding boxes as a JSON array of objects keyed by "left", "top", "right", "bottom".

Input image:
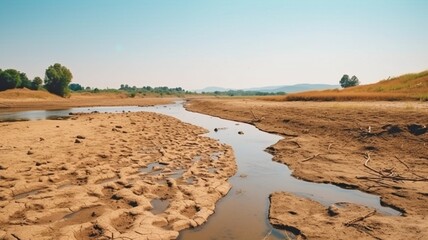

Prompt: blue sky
[{"left": 1, "top": 0, "right": 427, "bottom": 90}]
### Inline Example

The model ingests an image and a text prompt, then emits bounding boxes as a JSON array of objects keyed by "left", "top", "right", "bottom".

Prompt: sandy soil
[
  {"left": 186, "top": 98, "right": 428, "bottom": 239},
  {"left": 0, "top": 111, "right": 236, "bottom": 239},
  {"left": 0, "top": 89, "right": 174, "bottom": 111}
]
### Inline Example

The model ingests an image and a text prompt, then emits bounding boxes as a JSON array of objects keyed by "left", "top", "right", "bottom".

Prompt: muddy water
[
  {"left": 142, "top": 101, "right": 401, "bottom": 240},
  {"left": 0, "top": 102, "right": 400, "bottom": 240}
]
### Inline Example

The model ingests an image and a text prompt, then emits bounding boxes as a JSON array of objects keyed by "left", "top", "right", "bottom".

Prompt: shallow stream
[{"left": 0, "top": 101, "right": 400, "bottom": 239}]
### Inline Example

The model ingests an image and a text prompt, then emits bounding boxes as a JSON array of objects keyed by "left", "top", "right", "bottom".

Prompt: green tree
[
  {"left": 0, "top": 69, "right": 22, "bottom": 91},
  {"left": 31, "top": 77, "right": 43, "bottom": 90},
  {"left": 340, "top": 74, "right": 360, "bottom": 88},
  {"left": 44, "top": 63, "right": 73, "bottom": 97},
  {"left": 18, "top": 72, "right": 32, "bottom": 89},
  {"left": 69, "top": 83, "right": 83, "bottom": 91}
]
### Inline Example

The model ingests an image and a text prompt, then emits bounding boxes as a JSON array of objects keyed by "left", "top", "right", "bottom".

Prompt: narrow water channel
[{"left": 0, "top": 101, "right": 400, "bottom": 240}]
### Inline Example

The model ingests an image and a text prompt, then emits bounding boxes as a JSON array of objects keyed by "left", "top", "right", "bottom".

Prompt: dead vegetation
[{"left": 260, "top": 70, "right": 428, "bottom": 101}]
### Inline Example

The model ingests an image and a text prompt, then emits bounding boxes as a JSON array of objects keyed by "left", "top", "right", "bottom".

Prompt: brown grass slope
[
  {"left": 267, "top": 70, "right": 428, "bottom": 101},
  {"left": 0, "top": 88, "right": 63, "bottom": 101}
]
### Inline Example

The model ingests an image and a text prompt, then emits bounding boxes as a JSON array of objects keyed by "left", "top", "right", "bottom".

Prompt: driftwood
[
  {"left": 283, "top": 131, "right": 299, "bottom": 137},
  {"left": 344, "top": 210, "right": 376, "bottom": 227},
  {"left": 395, "top": 155, "right": 427, "bottom": 180},
  {"left": 11, "top": 234, "right": 22, "bottom": 240},
  {"left": 262, "top": 229, "right": 273, "bottom": 240},
  {"left": 301, "top": 154, "right": 320, "bottom": 162},
  {"left": 363, "top": 153, "right": 428, "bottom": 182},
  {"left": 291, "top": 141, "right": 302, "bottom": 148}
]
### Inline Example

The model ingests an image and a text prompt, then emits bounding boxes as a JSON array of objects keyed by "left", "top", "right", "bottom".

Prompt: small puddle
[
  {"left": 166, "top": 169, "right": 185, "bottom": 179},
  {"left": 150, "top": 199, "right": 169, "bottom": 215},
  {"left": 141, "top": 162, "right": 163, "bottom": 175},
  {"left": 95, "top": 176, "right": 119, "bottom": 185},
  {"left": 185, "top": 177, "right": 196, "bottom": 184},
  {"left": 14, "top": 188, "right": 45, "bottom": 200},
  {"left": 210, "top": 151, "right": 223, "bottom": 161},
  {"left": 60, "top": 205, "right": 106, "bottom": 227}
]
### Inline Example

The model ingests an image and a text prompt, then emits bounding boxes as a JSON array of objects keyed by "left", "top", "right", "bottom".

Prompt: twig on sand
[
  {"left": 262, "top": 229, "right": 272, "bottom": 240},
  {"left": 291, "top": 141, "right": 301, "bottom": 148},
  {"left": 250, "top": 109, "right": 264, "bottom": 122},
  {"left": 301, "top": 154, "right": 320, "bottom": 162},
  {"left": 363, "top": 153, "right": 428, "bottom": 182},
  {"left": 283, "top": 131, "right": 299, "bottom": 137},
  {"left": 344, "top": 210, "right": 376, "bottom": 227},
  {"left": 395, "top": 156, "right": 410, "bottom": 170},
  {"left": 114, "top": 237, "right": 134, "bottom": 240},
  {"left": 283, "top": 230, "right": 291, "bottom": 240},
  {"left": 394, "top": 155, "right": 427, "bottom": 179},
  {"left": 11, "top": 234, "right": 22, "bottom": 240}
]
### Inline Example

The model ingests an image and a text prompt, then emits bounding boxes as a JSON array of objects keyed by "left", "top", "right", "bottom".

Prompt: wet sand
[
  {"left": 186, "top": 98, "right": 428, "bottom": 239},
  {"left": 0, "top": 111, "right": 236, "bottom": 239}
]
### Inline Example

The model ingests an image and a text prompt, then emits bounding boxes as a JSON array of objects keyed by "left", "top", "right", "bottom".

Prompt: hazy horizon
[{"left": 1, "top": 0, "right": 427, "bottom": 90}]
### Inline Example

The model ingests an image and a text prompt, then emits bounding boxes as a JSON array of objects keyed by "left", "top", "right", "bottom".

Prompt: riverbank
[
  {"left": 0, "top": 89, "right": 175, "bottom": 111},
  {"left": 185, "top": 98, "right": 428, "bottom": 239},
  {"left": 0, "top": 111, "right": 236, "bottom": 239}
]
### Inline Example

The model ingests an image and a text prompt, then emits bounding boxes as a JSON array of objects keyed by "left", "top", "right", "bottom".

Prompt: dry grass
[
  {"left": 0, "top": 88, "right": 63, "bottom": 101},
  {"left": 263, "top": 70, "right": 428, "bottom": 102}
]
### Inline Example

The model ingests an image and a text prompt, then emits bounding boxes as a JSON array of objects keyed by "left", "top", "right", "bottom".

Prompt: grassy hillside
[{"left": 265, "top": 70, "right": 428, "bottom": 101}]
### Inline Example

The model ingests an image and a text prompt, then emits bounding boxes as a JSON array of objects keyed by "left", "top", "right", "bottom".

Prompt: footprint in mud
[
  {"left": 112, "top": 212, "right": 137, "bottom": 233},
  {"left": 152, "top": 185, "right": 177, "bottom": 200},
  {"left": 9, "top": 210, "right": 28, "bottom": 225},
  {"left": 76, "top": 224, "right": 104, "bottom": 240},
  {"left": 181, "top": 205, "right": 200, "bottom": 218},
  {"left": 101, "top": 186, "right": 138, "bottom": 209},
  {"left": 55, "top": 205, "right": 107, "bottom": 230},
  {"left": 150, "top": 198, "right": 169, "bottom": 215}
]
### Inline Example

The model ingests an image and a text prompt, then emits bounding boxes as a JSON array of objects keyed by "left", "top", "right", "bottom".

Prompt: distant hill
[
  {"left": 280, "top": 70, "right": 428, "bottom": 101},
  {"left": 197, "top": 84, "right": 339, "bottom": 93},
  {"left": 197, "top": 86, "right": 232, "bottom": 93}
]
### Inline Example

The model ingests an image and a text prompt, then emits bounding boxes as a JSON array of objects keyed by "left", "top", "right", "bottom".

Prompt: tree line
[
  {"left": 206, "top": 90, "right": 285, "bottom": 96},
  {"left": 118, "top": 84, "right": 190, "bottom": 96},
  {"left": 0, "top": 63, "right": 73, "bottom": 97}
]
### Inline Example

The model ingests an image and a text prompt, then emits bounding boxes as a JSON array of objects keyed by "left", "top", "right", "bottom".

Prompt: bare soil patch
[
  {"left": 186, "top": 98, "right": 428, "bottom": 239},
  {"left": 0, "top": 111, "right": 236, "bottom": 239}
]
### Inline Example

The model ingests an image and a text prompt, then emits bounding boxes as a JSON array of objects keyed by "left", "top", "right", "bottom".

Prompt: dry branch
[
  {"left": 395, "top": 156, "right": 410, "bottom": 170},
  {"left": 344, "top": 210, "right": 376, "bottom": 227},
  {"left": 301, "top": 154, "right": 320, "bottom": 162},
  {"left": 11, "top": 234, "right": 21, "bottom": 240},
  {"left": 291, "top": 141, "right": 301, "bottom": 148},
  {"left": 262, "top": 229, "right": 273, "bottom": 240},
  {"left": 283, "top": 130, "right": 299, "bottom": 137},
  {"left": 363, "top": 153, "right": 428, "bottom": 182},
  {"left": 394, "top": 155, "right": 427, "bottom": 179}
]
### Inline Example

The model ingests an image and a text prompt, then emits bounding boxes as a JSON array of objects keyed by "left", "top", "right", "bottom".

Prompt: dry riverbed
[
  {"left": 0, "top": 111, "right": 236, "bottom": 239},
  {"left": 186, "top": 98, "right": 428, "bottom": 239}
]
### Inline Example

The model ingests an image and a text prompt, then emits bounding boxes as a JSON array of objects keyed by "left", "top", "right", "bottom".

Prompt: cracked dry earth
[{"left": 0, "top": 111, "right": 236, "bottom": 240}]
